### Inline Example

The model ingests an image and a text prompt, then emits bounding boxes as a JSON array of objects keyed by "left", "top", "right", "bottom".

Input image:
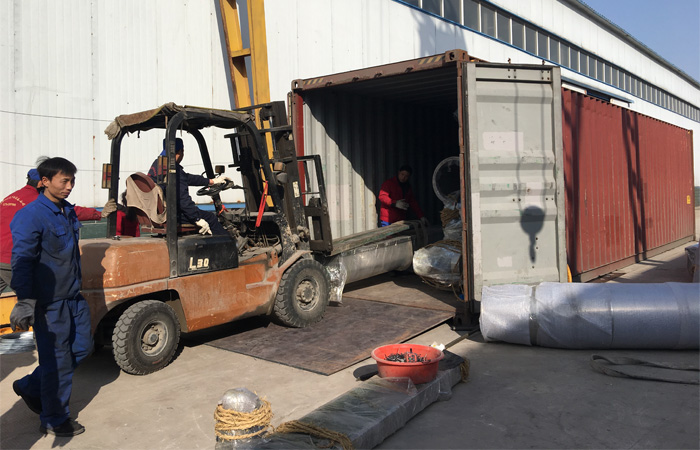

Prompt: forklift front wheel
[
  {"left": 112, "top": 300, "right": 181, "bottom": 375},
  {"left": 273, "top": 259, "right": 330, "bottom": 328}
]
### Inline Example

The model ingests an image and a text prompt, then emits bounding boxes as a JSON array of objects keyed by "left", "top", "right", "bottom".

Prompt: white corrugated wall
[
  {"left": 3, "top": 0, "right": 699, "bottom": 206},
  {"left": 1, "top": 0, "right": 243, "bottom": 206},
  {"left": 264, "top": 0, "right": 699, "bottom": 186}
]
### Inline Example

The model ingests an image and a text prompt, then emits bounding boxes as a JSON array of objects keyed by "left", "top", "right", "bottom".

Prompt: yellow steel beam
[
  {"left": 220, "top": 0, "right": 275, "bottom": 204},
  {"left": 247, "top": 0, "right": 271, "bottom": 105},
  {"left": 219, "top": 0, "right": 252, "bottom": 108}
]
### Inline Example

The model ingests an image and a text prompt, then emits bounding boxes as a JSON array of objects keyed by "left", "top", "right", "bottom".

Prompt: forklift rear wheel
[
  {"left": 273, "top": 259, "right": 330, "bottom": 328},
  {"left": 112, "top": 300, "right": 181, "bottom": 375}
]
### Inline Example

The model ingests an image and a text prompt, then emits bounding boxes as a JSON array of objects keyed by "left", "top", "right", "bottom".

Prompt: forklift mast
[{"left": 226, "top": 101, "right": 333, "bottom": 256}]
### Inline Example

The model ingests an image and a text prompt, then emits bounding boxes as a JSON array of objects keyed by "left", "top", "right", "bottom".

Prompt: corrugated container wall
[
  {"left": 563, "top": 89, "right": 695, "bottom": 280},
  {"left": 295, "top": 67, "right": 460, "bottom": 238},
  {"left": 0, "top": 0, "right": 241, "bottom": 207}
]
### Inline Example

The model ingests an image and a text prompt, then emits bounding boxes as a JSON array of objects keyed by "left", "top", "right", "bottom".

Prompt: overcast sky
[{"left": 581, "top": 0, "right": 700, "bottom": 82}]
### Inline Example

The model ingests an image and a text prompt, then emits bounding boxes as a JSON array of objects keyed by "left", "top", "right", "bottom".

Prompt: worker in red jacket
[
  {"left": 0, "top": 168, "right": 116, "bottom": 292},
  {"left": 378, "top": 165, "right": 426, "bottom": 227}
]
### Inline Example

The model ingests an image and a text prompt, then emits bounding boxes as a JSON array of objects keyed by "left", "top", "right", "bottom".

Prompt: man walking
[
  {"left": 10, "top": 157, "right": 92, "bottom": 436},
  {"left": 0, "top": 167, "right": 116, "bottom": 293}
]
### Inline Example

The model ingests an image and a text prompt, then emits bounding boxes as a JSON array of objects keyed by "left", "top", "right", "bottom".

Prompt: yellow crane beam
[{"left": 218, "top": 0, "right": 271, "bottom": 108}]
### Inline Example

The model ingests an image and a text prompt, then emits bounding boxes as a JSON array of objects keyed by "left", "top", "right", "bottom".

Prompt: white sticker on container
[
  {"left": 482, "top": 131, "right": 525, "bottom": 152},
  {"left": 293, "top": 181, "right": 300, "bottom": 198},
  {"left": 497, "top": 256, "right": 513, "bottom": 268}
]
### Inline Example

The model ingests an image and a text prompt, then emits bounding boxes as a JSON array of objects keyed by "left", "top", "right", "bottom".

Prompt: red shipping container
[{"left": 562, "top": 89, "right": 695, "bottom": 280}]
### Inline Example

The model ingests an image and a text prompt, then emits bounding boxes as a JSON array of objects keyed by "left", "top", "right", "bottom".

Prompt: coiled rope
[
  {"left": 275, "top": 420, "right": 354, "bottom": 450},
  {"left": 214, "top": 399, "right": 273, "bottom": 441},
  {"left": 440, "top": 207, "right": 460, "bottom": 227},
  {"left": 460, "top": 359, "right": 471, "bottom": 382},
  {"left": 214, "top": 401, "right": 354, "bottom": 449}
]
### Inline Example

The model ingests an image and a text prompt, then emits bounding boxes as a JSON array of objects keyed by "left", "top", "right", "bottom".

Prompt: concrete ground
[{"left": 1, "top": 241, "right": 698, "bottom": 449}]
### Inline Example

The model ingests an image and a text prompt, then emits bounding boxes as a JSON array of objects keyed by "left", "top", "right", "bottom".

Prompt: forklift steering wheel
[{"left": 197, "top": 180, "right": 236, "bottom": 197}]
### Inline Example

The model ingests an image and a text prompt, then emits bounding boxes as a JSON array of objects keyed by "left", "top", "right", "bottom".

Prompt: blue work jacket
[
  {"left": 148, "top": 159, "right": 209, "bottom": 224},
  {"left": 10, "top": 192, "right": 82, "bottom": 303}
]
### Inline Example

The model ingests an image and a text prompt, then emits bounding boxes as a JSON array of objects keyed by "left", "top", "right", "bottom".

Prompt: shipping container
[
  {"left": 562, "top": 90, "right": 695, "bottom": 281},
  {"left": 290, "top": 50, "right": 568, "bottom": 305}
]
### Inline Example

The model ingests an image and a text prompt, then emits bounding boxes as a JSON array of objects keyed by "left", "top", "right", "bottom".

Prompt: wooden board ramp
[
  {"left": 343, "top": 272, "right": 463, "bottom": 312},
  {"left": 199, "top": 297, "right": 453, "bottom": 375}
]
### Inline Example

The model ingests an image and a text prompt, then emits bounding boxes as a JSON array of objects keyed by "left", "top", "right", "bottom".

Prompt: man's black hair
[
  {"left": 398, "top": 164, "right": 413, "bottom": 175},
  {"left": 26, "top": 178, "right": 40, "bottom": 188},
  {"left": 37, "top": 157, "right": 77, "bottom": 181}
]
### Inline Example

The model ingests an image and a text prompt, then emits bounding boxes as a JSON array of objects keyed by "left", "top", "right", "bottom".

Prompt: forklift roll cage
[{"left": 104, "top": 101, "right": 333, "bottom": 277}]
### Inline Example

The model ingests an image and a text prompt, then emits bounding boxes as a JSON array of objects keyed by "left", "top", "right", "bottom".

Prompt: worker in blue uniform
[
  {"left": 148, "top": 138, "right": 230, "bottom": 235},
  {"left": 9, "top": 157, "right": 93, "bottom": 437}
]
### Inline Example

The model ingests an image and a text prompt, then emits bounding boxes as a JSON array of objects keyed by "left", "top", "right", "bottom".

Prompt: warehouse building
[
  {"left": 1, "top": 0, "right": 698, "bottom": 200},
  {"left": 1, "top": 0, "right": 697, "bottom": 282}
]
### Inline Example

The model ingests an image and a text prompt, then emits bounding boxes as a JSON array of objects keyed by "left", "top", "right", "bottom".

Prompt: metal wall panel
[
  {"left": 465, "top": 64, "right": 567, "bottom": 298},
  {"left": 563, "top": 89, "right": 695, "bottom": 279}
]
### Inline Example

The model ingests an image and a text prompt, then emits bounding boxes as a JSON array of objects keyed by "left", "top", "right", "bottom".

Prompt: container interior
[{"left": 299, "top": 65, "right": 462, "bottom": 239}]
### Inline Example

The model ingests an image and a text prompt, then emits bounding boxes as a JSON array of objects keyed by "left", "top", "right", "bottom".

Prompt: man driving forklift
[{"left": 148, "top": 138, "right": 230, "bottom": 235}]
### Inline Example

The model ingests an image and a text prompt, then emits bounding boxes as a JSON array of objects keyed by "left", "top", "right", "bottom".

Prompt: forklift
[{"left": 83, "top": 101, "right": 334, "bottom": 375}]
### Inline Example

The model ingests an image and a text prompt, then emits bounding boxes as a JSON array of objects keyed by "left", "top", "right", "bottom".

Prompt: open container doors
[{"left": 291, "top": 52, "right": 568, "bottom": 316}]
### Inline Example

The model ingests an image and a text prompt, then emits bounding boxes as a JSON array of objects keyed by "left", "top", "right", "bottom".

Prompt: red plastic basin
[{"left": 371, "top": 343, "right": 444, "bottom": 384}]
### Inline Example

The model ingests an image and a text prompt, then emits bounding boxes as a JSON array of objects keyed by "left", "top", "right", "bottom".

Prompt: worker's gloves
[
  {"left": 10, "top": 299, "right": 36, "bottom": 332},
  {"left": 395, "top": 199, "right": 409, "bottom": 210},
  {"left": 101, "top": 198, "right": 118, "bottom": 218},
  {"left": 420, "top": 217, "right": 430, "bottom": 227},
  {"left": 211, "top": 176, "right": 231, "bottom": 186},
  {"left": 196, "top": 218, "right": 212, "bottom": 235}
]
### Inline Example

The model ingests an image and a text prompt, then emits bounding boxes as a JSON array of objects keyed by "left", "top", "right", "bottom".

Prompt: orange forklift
[{"left": 82, "top": 101, "right": 334, "bottom": 374}]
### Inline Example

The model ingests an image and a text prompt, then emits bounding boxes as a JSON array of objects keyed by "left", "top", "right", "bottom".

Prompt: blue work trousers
[{"left": 15, "top": 297, "right": 92, "bottom": 428}]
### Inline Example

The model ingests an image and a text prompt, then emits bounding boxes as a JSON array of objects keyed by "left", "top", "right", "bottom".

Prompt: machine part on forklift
[
  {"left": 329, "top": 236, "right": 414, "bottom": 285},
  {"left": 112, "top": 300, "right": 181, "bottom": 375},
  {"left": 325, "top": 260, "right": 348, "bottom": 305},
  {"left": 272, "top": 259, "right": 330, "bottom": 328}
]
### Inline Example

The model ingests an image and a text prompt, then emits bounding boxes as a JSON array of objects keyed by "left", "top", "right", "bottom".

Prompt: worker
[
  {"left": 148, "top": 138, "right": 230, "bottom": 236},
  {"left": 115, "top": 191, "right": 140, "bottom": 237},
  {"left": 0, "top": 168, "right": 116, "bottom": 293},
  {"left": 378, "top": 164, "right": 426, "bottom": 227},
  {"left": 9, "top": 157, "right": 93, "bottom": 437}
]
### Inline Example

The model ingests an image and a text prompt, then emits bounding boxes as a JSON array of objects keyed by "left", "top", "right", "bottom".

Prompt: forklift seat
[{"left": 125, "top": 173, "right": 196, "bottom": 235}]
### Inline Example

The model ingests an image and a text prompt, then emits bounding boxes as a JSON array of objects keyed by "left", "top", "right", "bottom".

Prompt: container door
[{"left": 462, "top": 63, "right": 567, "bottom": 301}]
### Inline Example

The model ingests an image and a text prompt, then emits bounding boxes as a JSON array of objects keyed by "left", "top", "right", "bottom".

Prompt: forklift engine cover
[{"left": 177, "top": 235, "right": 239, "bottom": 274}]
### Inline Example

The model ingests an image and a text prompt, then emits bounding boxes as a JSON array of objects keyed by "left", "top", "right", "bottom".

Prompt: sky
[{"left": 581, "top": 0, "right": 700, "bottom": 82}]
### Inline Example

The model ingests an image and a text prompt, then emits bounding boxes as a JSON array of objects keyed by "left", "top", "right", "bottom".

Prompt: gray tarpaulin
[{"left": 480, "top": 282, "right": 700, "bottom": 349}]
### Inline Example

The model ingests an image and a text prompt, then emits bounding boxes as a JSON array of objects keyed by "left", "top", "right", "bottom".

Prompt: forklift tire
[
  {"left": 273, "top": 259, "right": 330, "bottom": 328},
  {"left": 112, "top": 300, "right": 181, "bottom": 375}
]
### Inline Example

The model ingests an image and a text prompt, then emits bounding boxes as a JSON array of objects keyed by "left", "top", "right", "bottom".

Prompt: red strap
[{"left": 255, "top": 181, "right": 269, "bottom": 228}]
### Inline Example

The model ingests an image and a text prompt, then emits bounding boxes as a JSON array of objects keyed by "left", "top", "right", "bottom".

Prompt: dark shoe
[
  {"left": 40, "top": 418, "right": 85, "bottom": 437},
  {"left": 12, "top": 380, "right": 42, "bottom": 414}
]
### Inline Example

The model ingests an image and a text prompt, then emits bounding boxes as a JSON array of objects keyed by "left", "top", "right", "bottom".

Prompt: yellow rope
[
  {"left": 275, "top": 420, "right": 354, "bottom": 450},
  {"left": 214, "top": 399, "right": 274, "bottom": 441},
  {"left": 440, "top": 208, "right": 460, "bottom": 227},
  {"left": 460, "top": 359, "right": 471, "bottom": 382}
]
